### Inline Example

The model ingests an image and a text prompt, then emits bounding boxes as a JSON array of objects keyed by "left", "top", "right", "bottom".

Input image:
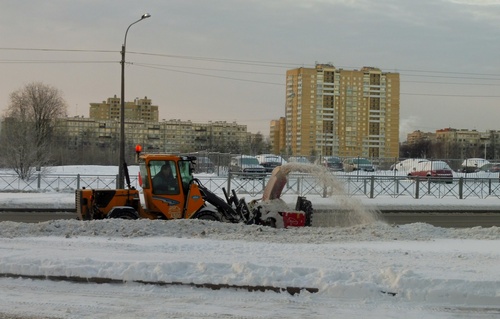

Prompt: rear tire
[{"left": 107, "top": 207, "right": 139, "bottom": 220}]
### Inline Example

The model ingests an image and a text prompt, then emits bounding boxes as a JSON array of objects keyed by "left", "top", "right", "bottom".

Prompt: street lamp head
[{"left": 141, "top": 13, "right": 151, "bottom": 19}]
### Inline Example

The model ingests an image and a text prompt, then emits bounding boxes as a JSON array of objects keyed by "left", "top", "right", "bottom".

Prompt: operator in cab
[{"left": 152, "top": 163, "right": 179, "bottom": 194}]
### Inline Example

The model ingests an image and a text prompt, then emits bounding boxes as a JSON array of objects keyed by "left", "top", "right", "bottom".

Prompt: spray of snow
[{"left": 274, "top": 163, "right": 381, "bottom": 227}]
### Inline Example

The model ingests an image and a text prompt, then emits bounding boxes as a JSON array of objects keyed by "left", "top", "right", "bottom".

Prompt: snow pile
[
  {"left": 1, "top": 218, "right": 499, "bottom": 242},
  {"left": 0, "top": 219, "right": 499, "bottom": 318}
]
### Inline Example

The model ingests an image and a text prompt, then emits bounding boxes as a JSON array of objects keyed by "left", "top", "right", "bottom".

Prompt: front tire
[
  {"left": 266, "top": 217, "right": 277, "bottom": 228},
  {"left": 192, "top": 210, "right": 223, "bottom": 222},
  {"left": 295, "top": 197, "right": 314, "bottom": 227}
]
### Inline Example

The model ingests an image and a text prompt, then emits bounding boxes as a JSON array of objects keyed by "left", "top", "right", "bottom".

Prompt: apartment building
[
  {"left": 406, "top": 128, "right": 500, "bottom": 159},
  {"left": 279, "top": 64, "right": 400, "bottom": 159},
  {"left": 406, "top": 130, "right": 436, "bottom": 145},
  {"left": 55, "top": 117, "right": 249, "bottom": 156},
  {"left": 53, "top": 95, "right": 248, "bottom": 159},
  {"left": 269, "top": 117, "right": 286, "bottom": 154},
  {"left": 89, "top": 95, "right": 159, "bottom": 122},
  {"left": 436, "top": 128, "right": 490, "bottom": 158},
  {"left": 436, "top": 128, "right": 482, "bottom": 145}
]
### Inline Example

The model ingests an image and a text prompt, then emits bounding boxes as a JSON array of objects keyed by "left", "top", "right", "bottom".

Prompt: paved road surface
[
  {"left": 0, "top": 210, "right": 499, "bottom": 228},
  {"left": 0, "top": 211, "right": 76, "bottom": 223},
  {"left": 380, "top": 212, "right": 500, "bottom": 228}
]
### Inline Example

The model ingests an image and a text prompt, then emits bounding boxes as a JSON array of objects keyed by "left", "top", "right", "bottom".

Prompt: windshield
[
  {"left": 150, "top": 160, "right": 179, "bottom": 195},
  {"left": 480, "top": 164, "right": 492, "bottom": 171},
  {"left": 139, "top": 162, "right": 149, "bottom": 188},
  {"left": 354, "top": 159, "right": 371, "bottom": 164},
  {"left": 429, "top": 162, "right": 451, "bottom": 170},
  {"left": 178, "top": 160, "right": 194, "bottom": 185},
  {"left": 241, "top": 157, "right": 259, "bottom": 165},
  {"left": 326, "top": 157, "right": 341, "bottom": 163}
]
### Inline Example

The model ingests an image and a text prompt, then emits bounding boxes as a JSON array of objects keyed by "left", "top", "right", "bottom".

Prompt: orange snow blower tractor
[{"left": 75, "top": 150, "right": 313, "bottom": 228}]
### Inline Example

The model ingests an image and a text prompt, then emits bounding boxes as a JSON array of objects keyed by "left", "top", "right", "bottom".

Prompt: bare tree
[
  {"left": 246, "top": 132, "right": 270, "bottom": 155},
  {"left": 0, "top": 82, "right": 67, "bottom": 179}
]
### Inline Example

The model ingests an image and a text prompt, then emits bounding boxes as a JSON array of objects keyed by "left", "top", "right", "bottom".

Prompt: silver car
[
  {"left": 229, "top": 155, "right": 266, "bottom": 179},
  {"left": 343, "top": 158, "right": 375, "bottom": 172}
]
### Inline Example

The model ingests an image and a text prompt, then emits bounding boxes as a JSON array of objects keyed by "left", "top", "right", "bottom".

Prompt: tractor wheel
[
  {"left": 266, "top": 218, "right": 277, "bottom": 228},
  {"left": 106, "top": 207, "right": 139, "bottom": 220},
  {"left": 296, "top": 197, "right": 314, "bottom": 227},
  {"left": 302, "top": 200, "right": 313, "bottom": 227},
  {"left": 192, "top": 210, "right": 223, "bottom": 222}
]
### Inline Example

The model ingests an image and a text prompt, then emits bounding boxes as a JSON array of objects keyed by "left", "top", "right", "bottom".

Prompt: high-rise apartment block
[
  {"left": 272, "top": 64, "right": 400, "bottom": 159},
  {"left": 90, "top": 95, "right": 159, "bottom": 122},
  {"left": 270, "top": 117, "right": 286, "bottom": 154}
]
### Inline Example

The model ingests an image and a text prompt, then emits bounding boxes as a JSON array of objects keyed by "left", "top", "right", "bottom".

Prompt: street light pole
[{"left": 118, "top": 13, "right": 151, "bottom": 189}]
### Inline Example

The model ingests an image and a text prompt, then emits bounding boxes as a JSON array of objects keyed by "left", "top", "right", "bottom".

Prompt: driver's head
[{"left": 161, "top": 164, "right": 171, "bottom": 174}]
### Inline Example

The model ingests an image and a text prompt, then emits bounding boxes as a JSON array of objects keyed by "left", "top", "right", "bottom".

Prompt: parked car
[
  {"left": 390, "top": 158, "right": 429, "bottom": 173},
  {"left": 288, "top": 156, "right": 311, "bottom": 164},
  {"left": 255, "top": 154, "right": 287, "bottom": 173},
  {"left": 194, "top": 156, "right": 215, "bottom": 174},
  {"left": 407, "top": 160, "right": 453, "bottom": 183},
  {"left": 316, "top": 156, "right": 343, "bottom": 171},
  {"left": 478, "top": 162, "right": 500, "bottom": 173},
  {"left": 229, "top": 155, "right": 266, "bottom": 179},
  {"left": 343, "top": 158, "right": 375, "bottom": 172},
  {"left": 461, "top": 158, "right": 490, "bottom": 173}
]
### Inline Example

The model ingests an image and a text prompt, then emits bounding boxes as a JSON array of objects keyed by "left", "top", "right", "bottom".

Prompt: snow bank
[
  {"left": 1, "top": 219, "right": 499, "bottom": 241},
  {"left": 1, "top": 219, "right": 499, "bottom": 318}
]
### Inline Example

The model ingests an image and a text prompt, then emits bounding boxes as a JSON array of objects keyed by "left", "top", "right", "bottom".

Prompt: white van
[{"left": 391, "top": 159, "right": 429, "bottom": 173}]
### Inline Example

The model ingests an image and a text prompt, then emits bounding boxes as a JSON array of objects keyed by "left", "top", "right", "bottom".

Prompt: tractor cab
[{"left": 138, "top": 154, "right": 205, "bottom": 220}]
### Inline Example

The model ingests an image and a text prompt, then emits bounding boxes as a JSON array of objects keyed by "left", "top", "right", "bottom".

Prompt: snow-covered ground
[{"left": 0, "top": 166, "right": 499, "bottom": 318}]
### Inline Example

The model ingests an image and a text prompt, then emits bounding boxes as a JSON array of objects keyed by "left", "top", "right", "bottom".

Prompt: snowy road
[
  {"left": 2, "top": 277, "right": 498, "bottom": 319},
  {"left": 0, "top": 219, "right": 499, "bottom": 318}
]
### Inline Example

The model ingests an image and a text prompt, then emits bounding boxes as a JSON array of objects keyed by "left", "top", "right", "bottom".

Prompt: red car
[{"left": 408, "top": 160, "right": 453, "bottom": 183}]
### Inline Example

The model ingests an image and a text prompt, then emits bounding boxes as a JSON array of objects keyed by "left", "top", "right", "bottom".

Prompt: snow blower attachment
[
  {"left": 75, "top": 153, "right": 313, "bottom": 228},
  {"left": 250, "top": 165, "right": 313, "bottom": 228}
]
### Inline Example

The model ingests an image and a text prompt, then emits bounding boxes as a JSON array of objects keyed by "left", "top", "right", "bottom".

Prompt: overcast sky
[{"left": 2, "top": 0, "right": 500, "bottom": 140}]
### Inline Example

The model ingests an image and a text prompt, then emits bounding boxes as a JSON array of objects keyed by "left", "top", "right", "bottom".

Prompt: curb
[{"left": 0, "top": 273, "right": 318, "bottom": 295}]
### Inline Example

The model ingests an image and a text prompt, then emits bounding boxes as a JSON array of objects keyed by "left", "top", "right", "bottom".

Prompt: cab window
[
  {"left": 178, "top": 160, "right": 194, "bottom": 191},
  {"left": 150, "top": 160, "right": 179, "bottom": 195},
  {"left": 139, "top": 162, "right": 149, "bottom": 188}
]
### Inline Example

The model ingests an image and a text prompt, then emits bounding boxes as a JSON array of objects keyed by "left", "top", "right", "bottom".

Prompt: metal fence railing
[
  {"left": 182, "top": 153, "right": 500, "bottom": 174},
  {"left": 1, "top": 172, "right": 500, "bottom": 200}
]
